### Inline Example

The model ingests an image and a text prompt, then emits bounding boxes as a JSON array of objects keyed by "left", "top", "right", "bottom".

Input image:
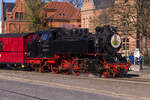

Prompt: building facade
[
  {"left": 81, "top": 0, "right": 114, "bottom": 32},
  {"left": 42, "top": 1, "right": 81, "bottom": 29},
  {"left": 1, "top": 0, "right": 29, "bottom": 33},
  {"left": 1, "top": 0, "right": 81, "bottom": 33},
  {"left": 81, "top": 0, "right": 150, "bottom": 56},
  {"left": 0, "top": 21, "right": 1, "bottom": 33}
]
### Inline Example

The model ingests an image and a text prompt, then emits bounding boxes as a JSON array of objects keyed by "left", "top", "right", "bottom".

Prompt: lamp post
[{"left": 124, "top": 21, "right": 129, "bottom": 57}]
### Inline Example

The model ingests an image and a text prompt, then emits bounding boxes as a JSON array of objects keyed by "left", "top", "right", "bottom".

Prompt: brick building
[
  {"left": 1, "top": 0, "right": 81, "bottom": 33},
  {"left": 0, "top": 21, "right": 1, "bottom": 33},
  {"left": 42, "top": 2, "right": 81, "bottom": 29},
  {"left": 1, "top": 0, "right": 27, "bottom": 33},
  {"left": 81, "top": 0, "right": 114, "bottom": 32},
  {"left": 81, "top": 0, "right": 150, "bottom": 56}
]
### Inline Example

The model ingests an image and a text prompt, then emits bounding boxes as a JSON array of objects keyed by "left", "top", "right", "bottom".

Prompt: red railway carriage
[
  {"left": 0, "top": 33, "right": 33, "bottom": 66},
  {"left": 0, "top": 33, "right": 58, "bottom": 72}
]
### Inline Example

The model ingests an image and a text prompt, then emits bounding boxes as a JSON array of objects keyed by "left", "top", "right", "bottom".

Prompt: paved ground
[
  {"left": 128, "top": 65, "right": 150, "bottom": 78},
  {"left": 0, "top": 66, "right": 149, "bottom": 100},
  {"left": 0, "top": 79, "right": 126, "bottom": 100}
]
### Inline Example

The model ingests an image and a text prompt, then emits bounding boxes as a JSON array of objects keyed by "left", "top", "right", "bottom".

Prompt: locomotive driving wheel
[
  {"left": 39, "top": 64, "right": 44, "bottom": 73},
  {"left": 60, "top": 59, "right": 71, "bottom": 75},
  {"left": 34, "top": 64, "right": 39, "bottom": 72},
  {"left": 72, "top": 69, "right": 80, "bottom": 76},
  {"left": 62, "top": 70, "right": 69, "bottom": 75},
  {"left": 103, "top": 72, "right": 109, "bottom": 78},
  {"left": 51, "top": 64, "right": 59, "bottom": 74},
  {"left": 72, "top": 60, "right": 80, "bottom": 76},
  {"left": 40, "top": 65, "right": 51, "bottom": 73}
]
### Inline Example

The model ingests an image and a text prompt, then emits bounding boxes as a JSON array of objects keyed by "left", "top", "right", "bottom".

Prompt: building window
[
  {"left": 20, "top": 12, "right": 24, "bottom": 20},
  {"left": 11, "top": 16, "right": 13, "bottom": 20},
  {"left": 63, "top": 13, "right": 65, "bottom": 16},
  {"left": 0, "top": 41, "right": 3, "bottom": 51},
  {"left": 123, "top": 38, "right": 129, "bottom": 42},
  {"left": 125, "top": 0, "right": 128, "bottom": 3},
  {"left": 122, "top": 38, "right": 129, "bottom": 50},
  {"left": 9, "top": 23, "right": 16, "bottom": 33},
  {"left": 15, "top": 12, "right": 24, "bottom": 20},
  {"left": 15, "top": 12, "right": 19, "bottom": 20},
  {"left": 59, "top": 13, "right": 65, "bottom": 16}
]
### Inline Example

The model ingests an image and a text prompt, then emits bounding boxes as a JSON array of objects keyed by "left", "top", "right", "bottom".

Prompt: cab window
[{"left": 0, "top": 41, "right": 3, "bottom": 51}]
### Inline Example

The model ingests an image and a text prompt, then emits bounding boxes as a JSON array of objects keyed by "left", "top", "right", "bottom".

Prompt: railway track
[
  {"left": 96, "top": 74, "right": 150, "bottom": 85},
  {"left": 114, "top": 77, "right": 150, "bottom": 84},
  {"left": 0, "top": 69, "right": 150, "bottom": 85}
]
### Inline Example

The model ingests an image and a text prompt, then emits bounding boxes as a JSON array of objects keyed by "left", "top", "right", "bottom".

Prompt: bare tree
[
  {"left": 109, "top": 0, "right": 150, "bottom": 55},
  {"left": 64, "top": 0, "right": 83, "bottom": 9},
  {"left": 46, "top": 0, "right": 58, "bottom": 1},
  {"left": 24, "top": 0, "right": 50, "bottom": 32},
  {"left": 135, "top": 0, "right": 150, "bottom": 55},
  {"left": 90, "top": 9, "right": 110, "bottom": 28},
  {"left": 109, "top": 1, "right": 136, "bottom": 37}
]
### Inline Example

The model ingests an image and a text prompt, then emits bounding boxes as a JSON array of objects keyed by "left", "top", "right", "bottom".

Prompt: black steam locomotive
[{"left": 27, "top": 25, "right": 130, "bottom": 77}]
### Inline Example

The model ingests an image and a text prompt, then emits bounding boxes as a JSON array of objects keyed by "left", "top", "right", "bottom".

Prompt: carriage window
[{"left": 0, "top": 41, "right": 3, "bottom": 51}]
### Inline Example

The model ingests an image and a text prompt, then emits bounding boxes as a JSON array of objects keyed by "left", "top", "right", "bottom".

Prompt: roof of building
[
  {"left": 93, "top": 0, "right": 115, "bottom": 9},
  {"left": 43, "top": 1, "right": 81, "bottom": 21},
  {"left": 0, "top": 33, "right": 31, "bottom": 38},
  {"left": 3, "top": 2, "right": 15, "bottom": 21},
  {"left": 2, "top": 1, "right": 81, "bottom": 22}
]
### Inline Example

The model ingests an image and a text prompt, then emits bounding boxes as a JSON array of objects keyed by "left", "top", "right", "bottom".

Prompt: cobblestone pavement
[{"left": 0, "top": 68, "right": 149, "bottom": 100}]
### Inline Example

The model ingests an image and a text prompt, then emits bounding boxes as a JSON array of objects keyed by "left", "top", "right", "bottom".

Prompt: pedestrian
[
  {"left": 129, "top": 53, "right": 134, "bottom": 64},
  {"left": 139, "top": 52, "right": 144, "bottom": 70}
]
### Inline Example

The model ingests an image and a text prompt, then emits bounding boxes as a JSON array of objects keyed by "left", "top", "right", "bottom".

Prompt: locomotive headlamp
[
  {"left": 24, "top": 52, "right": 27, "bottom": 55},
  {"left": 111, "top": 34, "right": 121, "bottom": 48},
  {"left": 22, "top": 65, "right": 25, "bottom": 68}
]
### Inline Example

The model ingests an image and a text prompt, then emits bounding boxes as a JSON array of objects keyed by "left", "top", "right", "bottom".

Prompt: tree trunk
[{"left": 144, "top": 36, "right": 149, "bottom": 56}]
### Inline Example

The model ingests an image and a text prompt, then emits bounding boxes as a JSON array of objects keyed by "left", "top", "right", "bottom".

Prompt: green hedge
[{"left": 144, "top": 56, "right": 150, "bottom": 66}]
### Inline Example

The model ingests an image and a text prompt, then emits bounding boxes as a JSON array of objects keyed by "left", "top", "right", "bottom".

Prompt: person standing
[
  {"left": 129, "top": 53, "right": 134, "bottom": 64},
  {"left": 139, "top": 52, "right": 144, "bottom": 70}
]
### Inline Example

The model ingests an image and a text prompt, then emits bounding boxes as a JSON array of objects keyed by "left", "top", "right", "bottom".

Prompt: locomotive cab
[{"left": 27, "top": 31, "right": 54, "bottom": 58}]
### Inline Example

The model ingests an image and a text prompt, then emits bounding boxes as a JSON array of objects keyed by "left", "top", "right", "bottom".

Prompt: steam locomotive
[{"left": 0, "top": 25, "right": 130, "bottom": 77}]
